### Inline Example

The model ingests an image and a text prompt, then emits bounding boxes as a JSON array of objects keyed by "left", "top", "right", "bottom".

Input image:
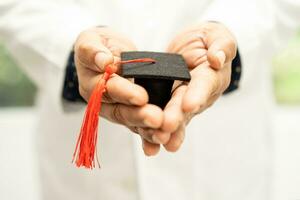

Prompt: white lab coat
[{"left": 0, "top": 0, "right": 299, "bottom": 199}]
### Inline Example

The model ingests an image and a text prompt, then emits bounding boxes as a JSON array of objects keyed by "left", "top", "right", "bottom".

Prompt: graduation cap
[
  {"left": 121, "top": 51, "right": 191, "bottom": 108},
  {"left": 72, "top": 51, "right": 191, "bottom": 169}
]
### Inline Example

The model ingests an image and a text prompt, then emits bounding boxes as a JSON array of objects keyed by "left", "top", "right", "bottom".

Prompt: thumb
[
  {"left": 206, "top": 34, "right": 237, "bottom": 70},
  {"left": 94, "top": 49, "right": 115, "bottom": 72},
  {"left": 75, "top": 31, "right": 114, "bottom": 73}
]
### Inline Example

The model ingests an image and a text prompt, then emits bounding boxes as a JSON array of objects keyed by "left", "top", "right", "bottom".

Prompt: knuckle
[
  {"left": 193, "top": 55, "right": 207, "bottom": 68},
  {"left": 111, "top": 104, "right": 126, "bottom": 124},
  {"left": 77, "top": 43, "right": 92, "bottom": 56},
  {"left": 102, "top": 91, "right": 115, "bottom": 103},
  {"left": 76, "top": 43, "right": 99, "bottom": 68}
]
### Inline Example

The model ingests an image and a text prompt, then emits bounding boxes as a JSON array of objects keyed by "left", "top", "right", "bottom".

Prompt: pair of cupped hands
[{"left": 75, "top": 22, "right": 237, "bottom": 156}]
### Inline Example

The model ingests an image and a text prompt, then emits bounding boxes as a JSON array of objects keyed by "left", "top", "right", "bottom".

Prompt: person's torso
[{"left": 37, "top": 1, "right": 274, "bottom": 199}]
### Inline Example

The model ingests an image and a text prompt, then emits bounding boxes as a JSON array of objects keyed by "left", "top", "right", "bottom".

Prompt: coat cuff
[
  {"left": 62, "top": 50, "right": 85, "bottom": 103},
  {"left": 223, "top": 49, "right": 242, "bottom": 94}
]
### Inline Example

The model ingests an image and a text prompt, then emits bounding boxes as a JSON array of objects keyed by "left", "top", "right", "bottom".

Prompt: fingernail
[
  {"left": 95, "top": 52, "right": 113, "bottom": 71},
  {"left": 215, "top": 51, "right": 226, "bottom": 68},
  {"left": 152, "top": 135, "right": 163, "bottom": 144},
  {"left": 129, "top": 96, "right": 140, "bottom": 105}
]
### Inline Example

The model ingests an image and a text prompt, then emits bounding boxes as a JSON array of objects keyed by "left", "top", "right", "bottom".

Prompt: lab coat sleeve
[
  {"left": 271, "top": 0, "right": 300, "bottom": 48},
  {"left": 201, "top": 0, "right": 300, "bottom": 90},
  {"left": 202, "top": 0, "right": 300, "bottom": 48},
  {"left": 0, "top": 0, "right": 97, "bottom": 89}
]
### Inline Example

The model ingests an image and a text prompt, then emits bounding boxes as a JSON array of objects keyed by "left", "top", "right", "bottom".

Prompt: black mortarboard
[{"left": 121, "top": 51, "right": 191, "bottom": 108}]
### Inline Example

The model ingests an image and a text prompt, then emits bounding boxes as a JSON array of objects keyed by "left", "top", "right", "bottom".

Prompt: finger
[
  {"left": 182, "top": 63, "right": 219, "bottom": 113},
  {"left": 100, "top": 103, "right": 164, "bottom": 128},
  {"left": 75, "top": 30, "right": 114, "bottom": 72},
  {"left": 103, "top": 74, "right": 148, "bottom": 105},
  {"left": 137, "top": 128, "right": 171, "bottom": 144},
  {"left": 78, "top": 71, "right": 148, "bottom": 105},
  {"left": 137, "top": 128, "right": 155, "bottom": 143},
  {"left": 181, "top": 48, "right": 207, "bottom": 69},
  {"left": 177, "top": 40, "right": 206, "bottom": 55},
  {"left": 142, "top": 138, "right": 160, "bottom": 156},
  {"left": 161, "top": 84, "right": 187, "bottom": 133},
  {"left": 144, "top": 84, "right": 187, "bottom": 145},
  {"left": 206, "top": 34, "right": 237, "bottom": 70},
  {"left": 94, "top": 51, "right": 114, "bottom": 72},
  {"left": 163, "top": 124, "right": 185, "bottom": 152},
  {"left": 152, "top": 130, "right": 171, "bottom": 144},
  {"left": 103, "top": 39, "right": 137, "bottom": 73},
  {"left": 168, "top": 31, "right": 205, "bottom": 53}
]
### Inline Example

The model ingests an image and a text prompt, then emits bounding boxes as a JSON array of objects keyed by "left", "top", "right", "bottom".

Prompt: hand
[
  {"left": 74, "top": 27, "right": 164, "bottom": 133},
  {"left": 138, "top": 22, "right": 237, "bottom": 155}
]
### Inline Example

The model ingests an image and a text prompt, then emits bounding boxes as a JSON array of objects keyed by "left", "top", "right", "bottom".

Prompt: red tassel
[{"left": 72, "top": 58, "right": 155, "bottom": 169}]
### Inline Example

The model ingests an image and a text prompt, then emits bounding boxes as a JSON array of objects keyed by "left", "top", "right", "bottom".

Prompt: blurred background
[{"left": 0, "top": 31, "right": 300, "bottom": 200}]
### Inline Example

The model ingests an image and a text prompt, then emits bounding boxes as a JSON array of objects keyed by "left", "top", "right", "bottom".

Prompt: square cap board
[
  {"left": 121, "top": 51, "right": 191, "bottom": 81},
  {"left": 121, "top": 51, "right": 191, "bottom": 108}
]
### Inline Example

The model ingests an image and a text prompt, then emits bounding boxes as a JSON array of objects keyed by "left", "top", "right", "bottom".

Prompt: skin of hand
[
  {"left": 74, "top": 27, "right": 164, "bottom": 134},
  {"left": 138, "top": 22, "right": 237, "bottom": 156}
]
